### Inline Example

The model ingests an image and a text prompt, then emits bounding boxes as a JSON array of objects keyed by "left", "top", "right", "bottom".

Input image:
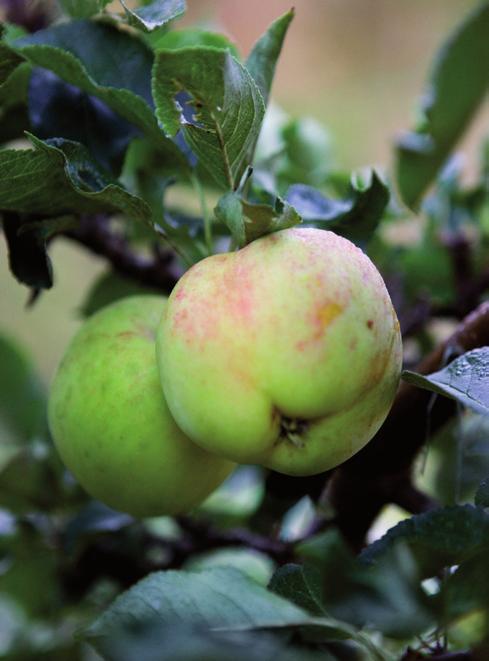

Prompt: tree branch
[{"left": 63, "top": 215, "right": 181, "bottom": 295}]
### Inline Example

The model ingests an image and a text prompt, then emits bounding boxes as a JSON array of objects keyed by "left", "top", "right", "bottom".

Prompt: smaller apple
[
  {"left": 157, "top": 228, "right": 402, "bottom": 475},
  {"left": 48, "top": 296, "right": 234, "bottom": 517}
]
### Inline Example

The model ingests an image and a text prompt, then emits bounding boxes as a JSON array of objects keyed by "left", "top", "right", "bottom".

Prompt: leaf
[
  {"left": 14, "top": 20, "right": 186, "bottom": 166},
  {"left": 88, "top": 621, "right": 334, "bottom": 661},
  {"left": 442, "top": 553, "right": 489, "bottom": 620},
  {"left": 396, "top": 3, "right": 489, "bottom": 209},
  {"left": 361, "top": 505, "right": 489, "bottom": 577},
  {"left": 0, "top": 41, "right": 24, "bottom": 86},
  {"left": 3, "top": 213, "right": 76, "bottom": 289},
  {"left": 475, "top": 478, "right": 489, "bottom": 508},
  {"left": 120, "top": 0, "right": 186, "bottom": 33},
  {"left": 402, "top": 347, "right": 489, "bottom": 416},
  {"left": 152, "top": 47, "right": 265, "bottom": 190},
  {"left": 146, "top": 28, "right": 239, "bottom": 58},
  {"left": 285, "top": 170, "right": 389, "bottom": 244},
  {"left": 84, "top": 566, "right": 364, "bottom": 656},
  {"left": 85, "top": 567, "right": 310, "bottom": 642},
  {"left": 246, "top": 9, "right": 294, "bottom": 107},
  {"left": 215, "top": 191, "right": 301, "bottom": 248},
  {"left": 58, "top": 0, "right": 111, "bottom": 18},
  {"left": 269, "top": 564, "right": 326, "bottom": 617},
  {"left": 0, "top": 135, "right": 151, "bottom": 221},
  {"left": 28, "top": 68, "right": 139, "bottom": 175},
  {"left": 0, "top": 334, "right": 46, "bottom": 445},
  {"left": 295, "top": 530, "right": 434, "bottom": 640}
]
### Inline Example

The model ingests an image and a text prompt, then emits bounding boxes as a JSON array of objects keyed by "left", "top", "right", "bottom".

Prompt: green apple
[
  {"left": 157, "top": 228, "right": 402, "bottom": 476},
  {"left": 48, "top": 296, "right": 234, "bottom": 517}
]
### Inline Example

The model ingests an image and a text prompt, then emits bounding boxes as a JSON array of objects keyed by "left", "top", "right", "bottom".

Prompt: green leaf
[
  {"left": 295, "top": 530, "right": 434, "bottom": 640},
  {"left": 475, "top": 478, "right": 489, "bottom": 508},
  {"left": 146, "top": 28, "right": 239, "bottom": 58},
  {"left": 396, "top": 3, "right": 489, "bottom": 209},
  {"left": 442, "top": 553, "right": 489, "bottom": 620},
  {"left": 269, "top": 564, "right": 326, "bottom": 616},
  {"left": 0, "top": 334, "right": 46, "bottom": 445},
  {"left": 214, "top": 192, "right": 246, "bottom": 247},
  {"left": 0, "top": 42, "right": 24, "bottom": 86},
  {"left": 14, "top": 20, "right": 186, "bottom": 166},
  {"left": 0, "top": 135, "right": 151, "bottom": 221},
  {"left": 215, "top": 191, "right": 301, "bottom": 248},
  {"left": 285, "top": 170, "right": 389, "bottom": 244},
  {"left": 361, "top": 505, "right": 489, "bottom": 577},
  {"left": 152, "top": 47, "right": 265, "bottom": 190},
  {"left": 120, "top": 0, "right": 185, "bottom": 32},
  {"left": 402, "top": 347, "right": 489, "bottom": 416},
  {"left": 85, "top": 567, "right": 312, "bottom": 640},
  {"left": 88, "top": 621, "right": 334, "bottom": 661},
  {"left": 28, "top": 68, "right": 139, "bottom": 175},
  {"left": 246, "top": 9, "right": 294, "bottom": 107},
  {"left": 58, "top": 0, "right": 111, "bottom": 18}
]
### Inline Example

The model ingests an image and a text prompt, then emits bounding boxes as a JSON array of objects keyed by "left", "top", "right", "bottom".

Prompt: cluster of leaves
[{"left": 2, "top": 0, "right": 489, "bottom": 659}]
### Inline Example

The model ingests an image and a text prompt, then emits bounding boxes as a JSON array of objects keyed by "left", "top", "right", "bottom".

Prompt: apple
[
  {"left": 157, "top": 228, "right": 402, "bottom": 476},
  {"left": 48, "top": 296, "right": 235, "bottom": 517}
]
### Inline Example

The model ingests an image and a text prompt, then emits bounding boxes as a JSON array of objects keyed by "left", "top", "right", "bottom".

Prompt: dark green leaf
[
  {"left": 152, "top": 47, "right": 265, "bottom": 190},
  {"left": 84, "top": 566, "right": 369, "bottom": 656},
  {"left": 121, "top": 0, "right": 185, "bottom": 32},
  {"left": 3, "top": 213, "right": 76, "bottom": 289},
  {"left": 442, "top": 553, "right": 489, "bottom": 620},
  {"left": 0, "top": 135, "right": 151, "bottom": 221},
  {"left": 396, "top": 3, "right": 489, "bottom": 209},
  {"left": 58, "top": 0, "right": 111, "bottom": 18},
  {"left": 0, "top": 42, "right": 24, "bottom": 86},
  {"left": 246, "top": 9, "right": 294, "bottom": 107},
  {"left": 285, "top": 170, "right": 389, "bottom": 244},
  {"left": 85, "top": 567, "right": 311, "bottom": 637},
  {"left": 3, "top": 211, "right": 52, "bottom": 287},
  {"left": 0, "top": 333, "right": 46, "bottom": 445},
  {"left": 269, "top": 564, "right": 326, "bottom": 616},
  {"left": 28, "top": 68, "right": 138, "bottom": 175},
  {"left": 402, "top": 347, "right": 489, "bottom": 416},
  {"left": 296, "top": 531, "right": 434, "bottom": 639},
  {"left": 361, "top": 505, "right": 489, "bottom": 577},
  {"left": 146, "top": 28, "right": 239, "bottom": 58},
  {"left": 88, "top": 621, "right": 333, "bottom": 661},
  {"left": 215, "top": 191, "right": 301, "bottom": 248},
  {"left": 14, "top": 20, "right": 186, "bottom": 166},
  {"left": 475, "top": 478, "right": 489, "bottom": 508}
]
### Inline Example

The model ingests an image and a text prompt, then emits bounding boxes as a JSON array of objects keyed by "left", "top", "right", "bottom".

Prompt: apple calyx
[{"left": 278, "top": 415, "right": 309, "bottom": 449}]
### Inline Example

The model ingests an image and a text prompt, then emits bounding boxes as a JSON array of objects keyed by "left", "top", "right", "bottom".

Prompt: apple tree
[{"left": 1, "top": 1, "right": 489, "bottom": 659}]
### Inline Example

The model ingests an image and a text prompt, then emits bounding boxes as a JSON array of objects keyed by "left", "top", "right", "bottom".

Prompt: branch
[
  {"left": 328, "top": 301, "right": 489, "bottom": 550},
  {"left": 63, "top": 215, "right": 181, "bottom": 295}
]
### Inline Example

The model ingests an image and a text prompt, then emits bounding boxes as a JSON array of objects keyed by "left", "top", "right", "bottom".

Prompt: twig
[{"left": 63, "top": 215, "right": 181, "bottom": 294}]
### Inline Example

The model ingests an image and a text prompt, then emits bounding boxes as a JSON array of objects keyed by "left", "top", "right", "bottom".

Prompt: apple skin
[
  {"left": 48, "top": 296, "right": 235, "bottom": 517},
  {"left": 157, "top": 228, "right": 402, "bottom": 476}
]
